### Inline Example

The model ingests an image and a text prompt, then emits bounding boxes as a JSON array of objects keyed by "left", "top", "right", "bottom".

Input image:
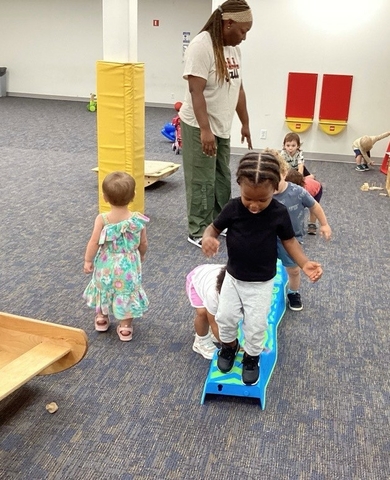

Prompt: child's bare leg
[
  {"left": 194, "top": 308, "right": 209, "bottom": 336},
  {"left": 193, "top": 307, "right": 218, "bottom": 359},
  {"left": 194, "top": 308, "right": 220, "bottom": 342},
  {"left": 286, "top": 266, "right": 301, "bottom": 291},
  {"left": 207, "top": 314, "right": 220, "bottom": 343},
  {"left": 355, "top": 153, "right": 363, "bottom": 166},
  {"left": 309, "top": 211, "right": 317, "bottom": 224},
  {"left": 286, "top": 265, "right": 303, "bottom": 310}
]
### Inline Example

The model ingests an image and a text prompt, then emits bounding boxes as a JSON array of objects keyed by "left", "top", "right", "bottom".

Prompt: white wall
[
  {"left": 138, "top": 0, "right": 211, "bottom": 105},
  {"left": 233, "top": 0, "right": 390, "bottom": 157},
  {"left": 0, "top": 0, "right": 389, "bottom": 158},
  {"left": 0, "top": 0, "right": 210, "bottom": 104},
  {"left": 0, "top": 0, "right": 102, "bottom": 99}
]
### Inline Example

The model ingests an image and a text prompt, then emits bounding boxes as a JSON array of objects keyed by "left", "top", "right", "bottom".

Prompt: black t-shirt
[{"left": 213, "top": 197, "right": 294, "bottom": 281}]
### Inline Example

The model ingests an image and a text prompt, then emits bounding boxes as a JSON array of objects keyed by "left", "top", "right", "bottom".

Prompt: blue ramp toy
[{"left": 201, "top": 260, "right": 288, "bottom": 409}]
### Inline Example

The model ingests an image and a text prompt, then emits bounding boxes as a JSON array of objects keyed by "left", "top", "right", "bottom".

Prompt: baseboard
[
  {"left": 7, "top": 92, "right": 89, "bottom": 102},
  {"left": 145, "top": 102, "right": 173, "bottom": 109},
  {"left": 7, "top": 94, "right": 173, "bottom": 108}
]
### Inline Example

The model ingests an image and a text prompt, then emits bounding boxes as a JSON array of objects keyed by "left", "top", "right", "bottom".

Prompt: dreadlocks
[{"left": 200, "top": 0, "right": 252, "bottom": 84}]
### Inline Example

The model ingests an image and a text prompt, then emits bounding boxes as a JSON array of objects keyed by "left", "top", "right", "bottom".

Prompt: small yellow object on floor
[{"left": 46, "top": 402, "right": 59, "bottom": 414}]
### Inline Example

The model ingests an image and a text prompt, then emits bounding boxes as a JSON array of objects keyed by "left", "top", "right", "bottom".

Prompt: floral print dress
[{"left": 83, "top": 212, "right": 149, "bottom": 319}]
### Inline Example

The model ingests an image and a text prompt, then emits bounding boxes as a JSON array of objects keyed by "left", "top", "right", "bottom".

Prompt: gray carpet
[{"left": 0, "top": 97, "right": 389, "bottom": 479}]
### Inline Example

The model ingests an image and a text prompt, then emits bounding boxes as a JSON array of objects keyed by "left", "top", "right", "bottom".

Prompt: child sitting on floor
[{"left": 280, "top": 132, "right": 312, "bottom": 177}]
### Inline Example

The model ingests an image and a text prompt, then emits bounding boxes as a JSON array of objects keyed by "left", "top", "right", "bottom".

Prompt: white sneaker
[
  {"left": 192, "top": 333, "right": 217, "bottom": 360},
  {"left": 187, "top": 236, "right": 202, "bottom": 248}
]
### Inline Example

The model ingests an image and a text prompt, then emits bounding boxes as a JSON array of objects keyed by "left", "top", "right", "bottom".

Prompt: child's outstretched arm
[
  {"left": 309, "top": 202, "right": 332, "bottom": 240},
  {"left": 201, "top": 224, "right": 220, "bottom": 257},
  {"left": 84, "top": 215, "right": 104, "bottom": 273},
  {"left": 138, "top": 227, "right": 148, "bottom": 262},
  {"left": 282, "top": 237, "right": 323, "bottom": 282}
]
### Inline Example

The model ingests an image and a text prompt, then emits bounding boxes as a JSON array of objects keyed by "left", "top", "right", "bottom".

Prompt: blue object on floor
[
  {"left": 200, "top": 259, "right": 288, "bottom": 409},
  {"left": 161, "top": 122, "right": 176, "bottom": 142}
]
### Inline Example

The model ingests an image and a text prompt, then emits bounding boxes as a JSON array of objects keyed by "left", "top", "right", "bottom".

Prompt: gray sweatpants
[{"left": 215, "top": 271, "right": 274, "bottom": 356}]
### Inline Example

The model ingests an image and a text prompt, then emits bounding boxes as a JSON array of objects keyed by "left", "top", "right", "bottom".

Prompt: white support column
[{"left": 102, "top": 0, "right": 138, "bottom": 62}]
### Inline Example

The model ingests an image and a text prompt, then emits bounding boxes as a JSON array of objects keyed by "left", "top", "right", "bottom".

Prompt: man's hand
[
  {"left": 241, "top": 125, "right": 252, "bottom": 150},
  {"left": 200, "top": 129, "right": 216, "bottom": 157}
]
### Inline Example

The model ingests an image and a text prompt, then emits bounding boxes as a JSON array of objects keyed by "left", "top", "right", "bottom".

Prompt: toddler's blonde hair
[{"left": 262, "top": 148, "right": 290, "bottom": 176}]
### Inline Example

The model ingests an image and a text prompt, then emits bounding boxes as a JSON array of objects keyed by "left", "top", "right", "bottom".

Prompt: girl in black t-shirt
[{"left": 201, "top": 151, "right": 323, "bottom": 385}]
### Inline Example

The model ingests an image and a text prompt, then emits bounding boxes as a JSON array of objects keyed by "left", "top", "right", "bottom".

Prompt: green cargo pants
[{"left": 181, "top": 121, "right": 231, "bottom": 238}]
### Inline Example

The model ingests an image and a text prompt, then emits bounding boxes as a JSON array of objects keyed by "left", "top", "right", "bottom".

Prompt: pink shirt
[{"left": 304, "top": 177, "right": 321, "bottom": 197}]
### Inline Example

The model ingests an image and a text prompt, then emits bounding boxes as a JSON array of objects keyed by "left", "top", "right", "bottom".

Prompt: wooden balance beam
[
  {"left": 0, "top": 312, "right": 88, "bottom": 401},
  {"left": 92, "top": 161, "right": 180, "bottom": 188}
]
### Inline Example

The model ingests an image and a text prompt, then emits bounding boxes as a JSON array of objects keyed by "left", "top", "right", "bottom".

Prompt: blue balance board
[{"left": 201, "top": 259, "right": 288, "bottom": 409}]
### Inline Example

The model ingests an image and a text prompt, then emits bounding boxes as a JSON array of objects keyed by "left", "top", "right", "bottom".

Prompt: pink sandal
[
  {"left": 94, "top": 314, "right": 110, "bottom": 332},
  {"left": 117, "top": 324, "right": 133, "bottom": 342}
]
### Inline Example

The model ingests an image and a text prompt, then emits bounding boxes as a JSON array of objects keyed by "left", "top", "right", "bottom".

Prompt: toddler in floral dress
[{"left": 83, "top": 171, "right": 149, "bottom": 341}]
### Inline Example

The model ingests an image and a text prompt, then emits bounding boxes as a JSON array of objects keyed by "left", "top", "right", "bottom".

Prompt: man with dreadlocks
[{"left": 179, "top": 0, "right": 253, "bottom": 248}]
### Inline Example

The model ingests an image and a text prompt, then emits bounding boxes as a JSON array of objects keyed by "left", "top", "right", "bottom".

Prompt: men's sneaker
[
  {"left": 287, "top": 292, "right": 303, "bottom": 311},
  {"left": 187, "top": 236, "right": 202, "bottom": 248},
  {"left": 242, "top": 353, "right": 260, "bottom": 385},
  {"left": 307, "top": 223, "right": 317, "bottom": 235},
  {"left": 217, "top": 340, "right": 240, "bottom": 373},
  {"left": 192, "top": 334, "right": 217, "bottom": 360},
  {"left": 355, "top": 165, "right": 366, "bottom": 172},
  {"left": 362, "top": 163, "right": 370, "bottom": 170}
]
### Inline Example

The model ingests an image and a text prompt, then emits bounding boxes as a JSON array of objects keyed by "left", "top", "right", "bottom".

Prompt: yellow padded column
[{"left": 96, "top": 61, "right": 145, "bottom": 213}]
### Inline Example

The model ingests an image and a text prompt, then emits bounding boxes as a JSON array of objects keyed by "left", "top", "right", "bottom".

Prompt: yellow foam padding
[{"left": 96, "top": 61, "right": 145, "bottom": 213}]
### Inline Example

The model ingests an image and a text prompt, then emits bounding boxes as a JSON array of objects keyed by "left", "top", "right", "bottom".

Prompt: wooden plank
[
  {"left": 0, "top": 343, "right": 71, "bottom": 401},
  {"left": 92, "top": 162, "right": 180, "bottom": 188},
  {"left": 0, "top": 312, "right": 88, "bottom": 375},
  {"left": 144, "top": 161, "right": 180, "bottom": 187}
]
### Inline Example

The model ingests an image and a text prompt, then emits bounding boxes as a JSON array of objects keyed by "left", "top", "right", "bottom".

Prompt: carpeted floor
[{"left": 0, "top": 97, "right": 389, "bottom": 479}]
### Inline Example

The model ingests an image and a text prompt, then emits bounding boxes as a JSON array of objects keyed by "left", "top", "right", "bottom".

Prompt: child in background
[
  {"left": 201, "top": 152, "right": 322, "bottom": 385},
  {"left": 83, "top": 171, "right": 149, "bottom": 342},
  {"left": 352, "top": 131, "right": 390, "bottom": 172},
  {"left": 186, "top": 264, "right": 226, "bottom": 359},
  {"left": 285, "top": 168, "right": 323, "bottom": 235},
  {"left": 271, "top": 151, "right": 331, "bottom": 312},
  {"left": 281, "top": 132, "right": 312, "bottom": 177}
]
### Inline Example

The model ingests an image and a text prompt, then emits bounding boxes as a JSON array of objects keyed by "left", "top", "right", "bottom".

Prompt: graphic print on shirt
[{"left": 226, "top": 57, "right": 239, "bottom": 80}]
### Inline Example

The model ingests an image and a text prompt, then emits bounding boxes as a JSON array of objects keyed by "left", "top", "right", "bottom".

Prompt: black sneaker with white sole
[
  {"left": 242, "top": 353, "right": 260, "bottom": 385},
  {"left": 287, "top": 292, "right": 303, "bottom": 311},
  {"left": 217, "top": 340, "right": 240, "bottom": 373}
]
